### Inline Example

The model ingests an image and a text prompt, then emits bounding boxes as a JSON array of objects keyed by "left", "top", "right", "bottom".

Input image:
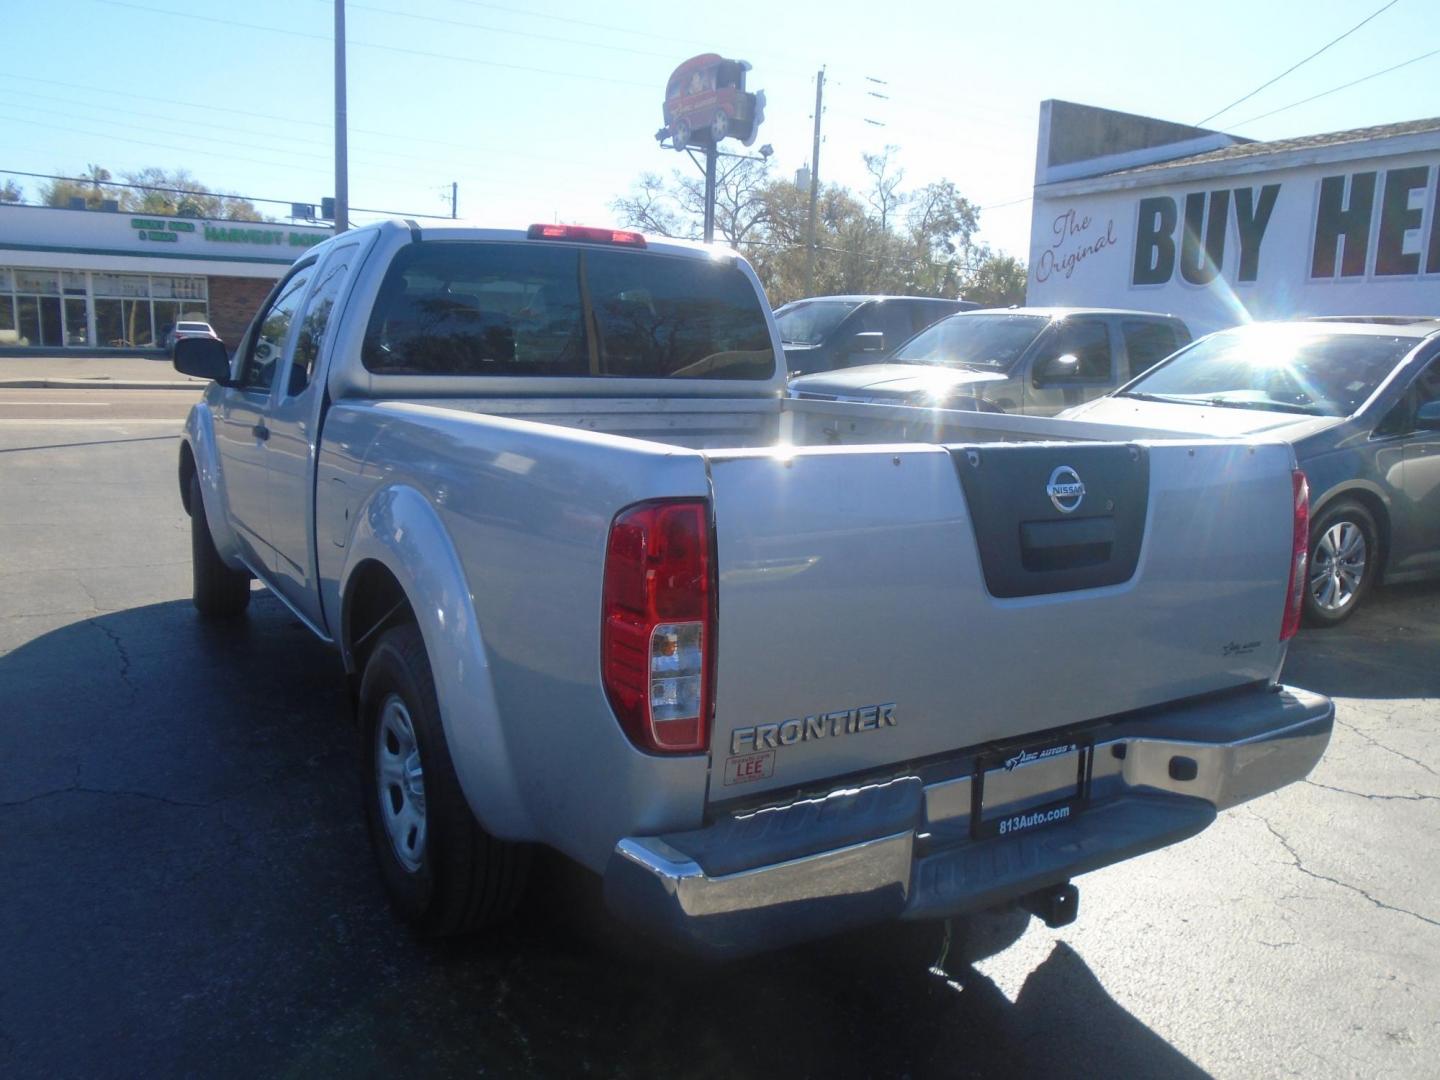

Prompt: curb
[{"left": 0, "top": 378, "right": 207, "bottom": 390}]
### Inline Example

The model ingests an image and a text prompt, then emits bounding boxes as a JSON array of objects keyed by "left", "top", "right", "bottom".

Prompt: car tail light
[
  {"left": 602, "top": 500, "right": 713, "bottom": 753},
  {"left": 527, "top": 224, "right": 647, "bottom": 248},
  {"left": 1280, "top": 469, "right": 1309, "bottom": 641}
]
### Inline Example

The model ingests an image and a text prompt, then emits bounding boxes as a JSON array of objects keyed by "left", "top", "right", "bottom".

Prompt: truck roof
[
  {"left": 969, "top": 306, "right": 1186, "bottom": 320},
  {"left": 337, "top": 219, "right": 722, "bottom": 263}
]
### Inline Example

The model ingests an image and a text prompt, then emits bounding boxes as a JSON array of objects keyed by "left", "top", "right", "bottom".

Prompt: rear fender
[
  {"left": 182, "top": 402, "right": 247, "bottom": 570},
  {"left": 341, "top": 483, "right": 535, "bottom": 840}
]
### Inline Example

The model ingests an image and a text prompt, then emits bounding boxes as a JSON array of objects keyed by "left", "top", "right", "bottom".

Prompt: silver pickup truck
[{"left": 173, "top": 221, "right": 1331, "bottom": 957}]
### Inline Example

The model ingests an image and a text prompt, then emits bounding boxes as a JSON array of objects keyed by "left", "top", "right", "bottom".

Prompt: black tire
[
  {"left": 360, "top": 622, "right": 531, "bottom": 936},
  {"left": 189, "top": 473, "right": 251, "bottom": 618},
  {"left": 1303, "top": 499, "right": 1379, "bottom": 627}
]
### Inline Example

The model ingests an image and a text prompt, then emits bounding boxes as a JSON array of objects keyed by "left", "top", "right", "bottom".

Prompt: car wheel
[
  {"left": 712, "top": 109, "right": 729, "bottom": 140},
  {"left": 360, "top": 622, "right": 531, "bottom": 936},
  {"left": 189, "top": 473, "right": 251, "bottom": 617},
  {"left": 673, "top": 119, "right": 691, "bottom": 149},
  {"left": 1303, "top": 499, "right": 1378, "bottom": 627}
]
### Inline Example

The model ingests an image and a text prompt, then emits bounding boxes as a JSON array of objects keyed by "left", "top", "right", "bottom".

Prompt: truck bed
[{"left": 320, "top": 394, "right": 1297, "bottom": 816}]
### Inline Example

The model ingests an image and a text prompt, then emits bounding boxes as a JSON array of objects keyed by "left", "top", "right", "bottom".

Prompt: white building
[
  {"left": 0, "top": 203, "right": 331, "bottom": 351},
  {"left": 1026, "top": 101, "right": 1440, "bottom": 335}
]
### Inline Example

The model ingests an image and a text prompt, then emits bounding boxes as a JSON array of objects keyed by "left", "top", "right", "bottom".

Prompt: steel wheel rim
[
  {"left": 1309, "top": 520, "right": 1367, "bottom": 613},
  {"left": 376, "top": 693, "right": 427, "bottom": 872}
]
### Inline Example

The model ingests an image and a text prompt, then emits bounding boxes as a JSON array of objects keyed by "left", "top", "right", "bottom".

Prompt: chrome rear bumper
[{"left": 603, "top": 684, "right": 1332, "bottom": 956}]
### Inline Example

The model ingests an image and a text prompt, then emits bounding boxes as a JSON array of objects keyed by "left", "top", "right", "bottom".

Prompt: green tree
[
  {"left": 41, "top": 164, "right": 114, "bottom": 209},
  {"left": 0, "top": 179, "right": 22, "bottom": 204},
  {"left": 120, "top": 168, "right": 263, "bottom": 221},
  {"left": 963, "top": 249, "right": 1029, "bottom": 307},
  {"left": 611, "top": 147, "right": 1016, "bottom": 308}
]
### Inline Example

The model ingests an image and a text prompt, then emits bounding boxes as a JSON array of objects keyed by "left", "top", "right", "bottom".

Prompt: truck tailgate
[{"left": 706, "top": 439, "right": 1296, "bottom": 802}]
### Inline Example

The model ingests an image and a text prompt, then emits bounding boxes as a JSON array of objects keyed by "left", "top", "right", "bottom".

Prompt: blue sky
[{"left": 3, "top": 0, "right": 1438, "bottom": 259}]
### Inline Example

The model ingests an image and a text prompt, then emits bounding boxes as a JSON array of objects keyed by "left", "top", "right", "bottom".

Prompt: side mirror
[
  {"left": 852, "top": 330, "right": 886, "bottom": 355},
  {"left": 1416, "top": 400, "right": 1440, "bottom": 430},
  {"left": 174, "top": 336, "right": 232, "bottom": 384},
  {"left": 1034, "top": 352, "right": 1079, "bottom": 386}
]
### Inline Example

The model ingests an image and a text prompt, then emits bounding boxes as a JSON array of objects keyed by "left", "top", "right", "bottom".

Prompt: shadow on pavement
[
  {"left": 1, "top": 595, "right": 1207, "bottom": 1079},
  {"left": 1283, "top": 580, "right": 1440, "bottom": 701}
]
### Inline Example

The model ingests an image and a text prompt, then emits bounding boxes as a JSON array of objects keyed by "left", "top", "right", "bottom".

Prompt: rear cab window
[{"left": 363, "top": 243, "right": 773, "bottom": 380}]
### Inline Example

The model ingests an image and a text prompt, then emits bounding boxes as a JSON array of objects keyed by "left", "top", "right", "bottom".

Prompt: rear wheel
[
  {"left": 188, "top": 473, "right": 250, "bottom": 618},
  {"left": 360, "top": 622, "right": 531, "bottom": 936},
  {"left": 1303, "top": 500, "right": 1378, "bottom": 627}
]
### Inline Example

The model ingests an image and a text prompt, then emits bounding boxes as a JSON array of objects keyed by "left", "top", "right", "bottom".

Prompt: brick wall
[{"left": 207, "top": 276, "right": 275, "bottom": 346}]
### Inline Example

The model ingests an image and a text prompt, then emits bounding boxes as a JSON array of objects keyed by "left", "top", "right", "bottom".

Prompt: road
[
  {"left": 0, "top": 386, "right": 199, "bottom": 423},
  {"left": 2, "top": 396, "right": 1437, "bottom": 1079}
]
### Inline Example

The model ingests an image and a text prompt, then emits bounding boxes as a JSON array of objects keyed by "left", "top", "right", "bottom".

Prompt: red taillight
[
  {"left": 527, "top": 223, "right": 647, "bottom": 248},
  {"left": 1280, "top": 469, "right": 1309, "bottom": 641},
  {"left": 602, "top": 500, "right": 712, "bottom": 753}
]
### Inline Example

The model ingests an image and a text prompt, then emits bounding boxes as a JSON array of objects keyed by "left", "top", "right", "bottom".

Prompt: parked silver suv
[{"left": 788, "top": 307, "right": 1191, "bottom": 415}]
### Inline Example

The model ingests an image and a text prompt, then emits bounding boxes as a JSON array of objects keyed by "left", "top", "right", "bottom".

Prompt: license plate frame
[{"left": 972, "top": 737, "right": 1090, "bottom": 840}]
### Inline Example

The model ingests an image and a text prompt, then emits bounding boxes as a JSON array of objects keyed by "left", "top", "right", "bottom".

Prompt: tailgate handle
[{"left": 1020, "top": 517, "right": 1115, "bottom": 572}]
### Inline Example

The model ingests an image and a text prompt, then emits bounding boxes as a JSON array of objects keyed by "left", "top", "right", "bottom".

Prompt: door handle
[{"left": 252, "top": 423, "right": 270, "bottom": 441}]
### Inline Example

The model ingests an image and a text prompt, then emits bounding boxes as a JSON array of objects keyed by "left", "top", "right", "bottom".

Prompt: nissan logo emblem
[{"left": 1047, "top": 466, "right": 1085, "bottom": 514}]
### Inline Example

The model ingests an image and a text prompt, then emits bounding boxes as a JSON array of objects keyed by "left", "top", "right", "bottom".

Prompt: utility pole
[
  {"left": 450, "top": 180, "right": 458, "bottom": 219},
  {"left": 333, "top": 0, "right": 349, "bottom": 233},
  {"left": 804, "top": 67, "right": 825, "bottom": 294}
]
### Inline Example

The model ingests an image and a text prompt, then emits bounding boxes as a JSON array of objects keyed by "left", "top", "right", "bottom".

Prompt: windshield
[
  {"left": 176, "top": 322, "right": 209, "bottom": 332},
  {"left": 775, "top": 300, "right": 861, "bottom": 345},
  {"left": 891, "top": 313, "right": 1047, "bottom": 369},
  {"left": 363, "top": 242, "right": 774, "bottom": 379},
  {"left": 1124, "top": 326, "right": 1417, "bottom": 417}
]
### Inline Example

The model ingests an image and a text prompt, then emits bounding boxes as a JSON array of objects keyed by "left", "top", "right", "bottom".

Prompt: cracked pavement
[{"left": 1, "top": 415, "right": 1437, "bottom": 1079}]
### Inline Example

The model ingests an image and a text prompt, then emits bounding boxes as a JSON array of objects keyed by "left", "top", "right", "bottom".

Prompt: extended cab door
[
  {"left": 265, "top": 239, "right": 367, "bottom": 628},
  {"left": 1022, "top": 317, "right": 1117, "bottom": 415},
  {"left": 1390, "top": 351, "right": 1440, "bottom": 576},
  {"left": 212, "top": 262, "right": 315, "bottom": 571}
]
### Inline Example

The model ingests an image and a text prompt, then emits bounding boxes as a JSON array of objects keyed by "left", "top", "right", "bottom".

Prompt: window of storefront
[
  {"left": 0, "top": 270, "right": 15, "bottom": 343},
  {"left": 0, "top": 268, "right": 208, "bottom": 348}
]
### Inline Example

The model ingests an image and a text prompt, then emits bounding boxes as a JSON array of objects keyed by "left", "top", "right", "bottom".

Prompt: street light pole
[
  {"left": 702, "top": 141, "right": 718, "bottom": 243},
  {"left": 333, "top": 0, "right": 349, "bottom": 233}
]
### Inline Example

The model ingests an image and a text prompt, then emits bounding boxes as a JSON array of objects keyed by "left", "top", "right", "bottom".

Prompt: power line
[
  {"left": 0, "top": 87, "right": 634, "bottom": 182},
  {"left": 87, "top": 0, "right": 655, "bottom": 89},
  {"left": 0, "top": 167, "right": 454, "bottom": 219},
  {"left": 0, "top": 76, "right": 633, "bottom": 175},
  {"left": 1230, "top": 44, "right": 1440, "bottom": 128},
  {"left": 332, "top": 0, "right": 674, "bottom": 61},
  {"left": 444, "top": 0, "right": 819, "bottom": 76},
  {"left": 1193, "top": 0, "right": 1402, "bottom": 126}
]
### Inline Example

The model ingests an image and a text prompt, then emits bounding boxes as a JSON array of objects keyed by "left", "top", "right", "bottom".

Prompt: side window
[
  {"left": 883, "top": 304, "right": 916, "bottom": 348},
  {"left": 1045, "top": 320, "right": 1112, "bottom": 381},
  {"left": 1122, "top": 320, "right": 1185, "bottom": 379},
  {"left": 286, "top": 245, "right": 356, "bottom": 395},
  {"left": 910, "top": 302, "right": 953, "bottom": 334},
  {"left": 1379, "top": 353, "right": 1440, "bottom": 436},
  {"left": 238, "top": 269, "right": 312, "bottom": 392}
]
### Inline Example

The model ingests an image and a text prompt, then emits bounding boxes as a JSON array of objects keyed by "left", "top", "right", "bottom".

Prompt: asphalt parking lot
[{"left": 2, "top": 404, "right": 1437, "bottom": 1079}]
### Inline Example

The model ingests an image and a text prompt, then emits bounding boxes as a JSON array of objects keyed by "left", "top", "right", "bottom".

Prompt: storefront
[
  {"left": 0, "top": 203, "right": 331, "bottom": 350},
  {"left": 1026, "top": 101, "right": 1440, "bottom": 335}
]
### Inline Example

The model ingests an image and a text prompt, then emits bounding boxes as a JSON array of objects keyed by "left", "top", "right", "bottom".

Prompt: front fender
[
  {"left": 183, "top": 401, "right": 247, "bottom": 571},
  {"left": 341, "top": 484, "right": 535, "bottom": 841}
]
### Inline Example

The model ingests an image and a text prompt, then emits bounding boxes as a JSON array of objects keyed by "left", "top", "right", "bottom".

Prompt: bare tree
[
  {"left": 609, "top": 172, "right": 688, "bottom": 238},
  {"left": 862, "top": 146, "right": 905, "bottom": 232},
  {"left": 673, "top": 154, "right": 774, "bottom": 247}
]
